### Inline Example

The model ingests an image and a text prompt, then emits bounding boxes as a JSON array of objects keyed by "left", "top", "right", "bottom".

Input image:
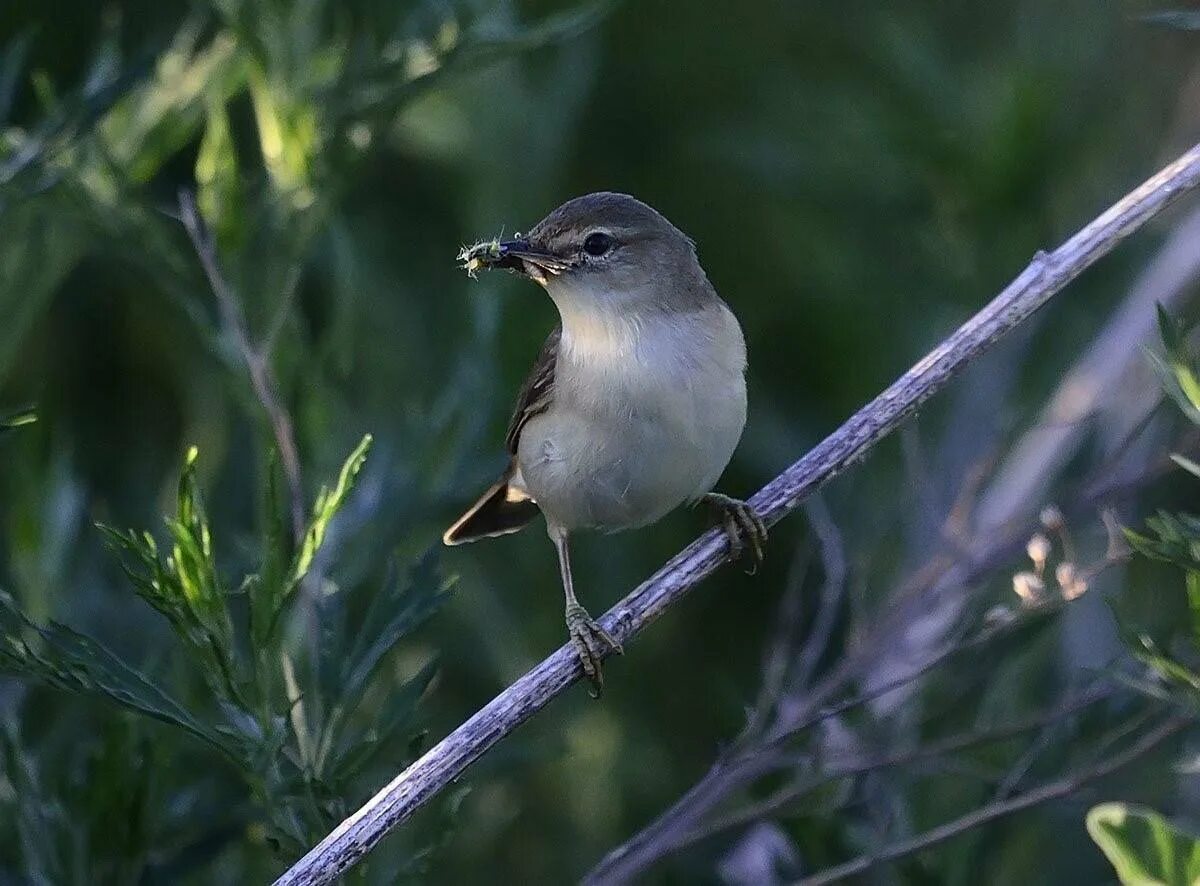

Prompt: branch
[
  {"left": 274, "top": 143, "right": 1200, "bottom": 886},
  {"left": 177, "top": 190, "right": 306, "bottom": 543},
  {"left": 583, "top": 603, "right": 1065, "bottom": 884},
  {"left": 682, "top": 681, "right": 1114, "bottom": 850},
  {"left": 794, "top": 716, "right": 1188, "bottom": 886}
]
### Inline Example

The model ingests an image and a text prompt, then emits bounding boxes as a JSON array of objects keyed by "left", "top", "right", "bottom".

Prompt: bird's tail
[{"left": 442, "top": 475, "right": 539, "bottom": 545}]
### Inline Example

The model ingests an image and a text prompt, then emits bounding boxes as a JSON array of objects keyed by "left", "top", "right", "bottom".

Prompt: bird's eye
[{"left": 583, "top": 232, "right": 614, "bottom": 257}]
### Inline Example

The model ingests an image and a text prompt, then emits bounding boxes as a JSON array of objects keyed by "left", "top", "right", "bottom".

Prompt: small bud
[
  {"left": 1040, "top": 505, "right": 1065, "bottom": 532},
  {"left": 1012, "top": 571, "right": 1044, "bottom": 605},
  {"left": 984, "top": 604, "right": 1015, "bottom": 627},
  {"left": 1026, "top": 533, "right": 1052, "bottom": 573},
  {"left": 1055, "top": 561, "right": 1087, "bottom": 600}
]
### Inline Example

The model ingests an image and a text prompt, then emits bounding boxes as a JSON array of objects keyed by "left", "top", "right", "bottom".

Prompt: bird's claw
[
  {"left": 565, "top": 603, "right": 623, "bottom": 698},
  {"left": 703, "top": 492, "right": 768, "bottom": 574}
]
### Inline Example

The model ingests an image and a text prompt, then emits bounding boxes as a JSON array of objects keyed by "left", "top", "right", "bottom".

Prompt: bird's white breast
[{"left": 517, "top": 287, "right": 747, "bottom": 532}]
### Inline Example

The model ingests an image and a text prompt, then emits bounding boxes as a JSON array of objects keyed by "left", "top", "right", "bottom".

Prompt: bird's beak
[{"left": 458, "top": 238, "right": 574, "bottom": 282}]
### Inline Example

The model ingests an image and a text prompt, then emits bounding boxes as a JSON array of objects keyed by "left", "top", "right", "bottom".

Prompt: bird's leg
[
  {"left": 701, "top": 492, "right": 769, "bottom": 574},
  {"left": 549, "top": 525, "right": 623, "bottom": 697}
]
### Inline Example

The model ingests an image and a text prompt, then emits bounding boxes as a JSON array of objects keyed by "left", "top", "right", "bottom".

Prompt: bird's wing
[{"left": 504, "top": 324, "right": 561, "bottom": 455}]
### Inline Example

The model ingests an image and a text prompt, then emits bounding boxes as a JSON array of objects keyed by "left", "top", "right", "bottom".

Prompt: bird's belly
[{"left": 517, "top": 376, "right": 746, "bottom": 532}]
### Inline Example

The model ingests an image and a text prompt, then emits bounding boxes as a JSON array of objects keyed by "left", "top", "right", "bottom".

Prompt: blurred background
[{"left": 3, "top": 1, "right": 1200, "bottom": 883}]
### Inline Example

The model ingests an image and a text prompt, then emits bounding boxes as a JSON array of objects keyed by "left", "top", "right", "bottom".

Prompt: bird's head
[{"left": 458, "top": 192, "right": 710, "bottom": 314}]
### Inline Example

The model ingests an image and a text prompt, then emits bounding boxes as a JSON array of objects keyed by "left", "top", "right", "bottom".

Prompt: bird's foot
[
  {"left": 702, "top": 492, "right": 769, "bottom": 574},
  {"left": 565, "top": 603, "right": 623, "bottom": 698}
]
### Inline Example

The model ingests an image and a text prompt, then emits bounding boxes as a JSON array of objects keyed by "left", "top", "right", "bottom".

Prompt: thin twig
[
  {"left": 748, "top": 536, "right": 812, "bottom": 736},
  {"left": 791, "top": 498, "right": 847, "bottom": 691},
  {"left": 586, "top": 438, "right": 1182, "bottom": 884},
  {"left": 685, "top": 682, "right": 1114, "bottom": 850},
  {"left": 274, "top": 143, "right": 1200, "bottom": 886},
  {"left": 178, "top": 190, "right": 306, "bottom": 543},
  {"left": 794, "top": 716, "right": 1187, "bottom": 886}
]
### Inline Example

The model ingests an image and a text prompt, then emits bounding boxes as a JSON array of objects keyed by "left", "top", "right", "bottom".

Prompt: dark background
[{"left": 2, "top": 1, "right": 1199, "bottom": 882}]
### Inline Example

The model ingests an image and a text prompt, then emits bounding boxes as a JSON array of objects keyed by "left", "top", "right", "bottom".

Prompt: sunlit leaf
[
  {"left": 1087, "top": 803, "right": 1200, "bottom": 885},
  {"left": 0, "top": 406, "right": 36, "bottom": 435},
  {"left": 1170, "top": 453, "right": 1200, "bottom": 479},
  {"left": 196, "top": 98, "right": 242, "bottom": 246},
  {"left": 1149, "top": 306, "right": 1200, "bottom": 423},
  {"left": 287, "top": 434, "right": 372, "bottom": 591}
]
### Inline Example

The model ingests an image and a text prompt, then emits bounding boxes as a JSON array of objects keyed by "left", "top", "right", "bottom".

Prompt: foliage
[
  {"left": 1087, "top": 803, "right": 1200, "bottom": 886},
  {"left": 1122, "top": 309, "right": 1200, "bottom": 699},
  {"left": 1086, "top": 311, "right": 1200, "bottom": 884},
  {"left": 3, "top": 438, "right": 451, "bottom": 868},
  {"left": 0, "top": 405, "right": 35, "bottom": 435},
  {"left": 2, "top": 0, "right": 1199, "bottom": 882}
]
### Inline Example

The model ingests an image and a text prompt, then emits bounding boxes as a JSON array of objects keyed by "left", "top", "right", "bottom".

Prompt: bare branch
[
  {"left": 791, "top": 498, "right": 847, "bottom": 691},
  {"left": 794, "top": 716, "right": 1187, "bottom": 886},
  {"left": 684, "top": 682, "right": 1114, "bottom": 850},
  {"left": 581, "top": 605, "right": 1070, "bottom": 885},
  {"left": 178, "top": 190, "right": 306, "bottom": 543},
  {"left": 273, "top": 143, "right": 1200, "bottom": 886}
]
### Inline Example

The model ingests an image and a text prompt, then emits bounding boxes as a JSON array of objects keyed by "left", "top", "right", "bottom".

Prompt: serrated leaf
[
  {"left": 287, "top": 434, "right": 372, "bottom": 590},
  {"left": 1088, "top": 803, "right": 1200, "bottom": 885},
  {"left": 328, "top": 659, "right": 439, "bottom": 783},
  {"left": 338, "top": 549, "right": 450, "bottom": 709},
  {"left": 1150, "top": 306, "right": 1200, "bottom": 421},
  {"left": 0, "top": 591, "right": 236, "bottom": 759},
  {"left": 1123, "top": 512, "right": 1200, "bottom": 573}
]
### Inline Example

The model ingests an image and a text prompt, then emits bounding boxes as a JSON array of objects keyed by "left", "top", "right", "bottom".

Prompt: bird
[{"left": 444, "top": 192, "right": 766, "bottom": 695}]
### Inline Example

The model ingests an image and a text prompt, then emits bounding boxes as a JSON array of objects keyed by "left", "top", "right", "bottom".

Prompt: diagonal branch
[
  {"left": 794, "top": 715, "right": 1188, "bottom": 886},
  {"left": 274, "top": 142, "right": 1200, "bottom": 886}
]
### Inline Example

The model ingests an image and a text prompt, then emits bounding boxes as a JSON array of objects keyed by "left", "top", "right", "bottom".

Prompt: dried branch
[
  {"left": 684, "top": 681, "right": 1114, "bottom": 851},
  {"left": 178, "top": 190, "right": 306, "bottom": 543},
  {"left": 274, "top": 143, "right": 1200, "bottom": 886},
  {"left": 583, "top": 604, "right": 1064, "bottom": 884},
  {"left": 795, "top": 715, "right": 1187, "bottom": 886}
]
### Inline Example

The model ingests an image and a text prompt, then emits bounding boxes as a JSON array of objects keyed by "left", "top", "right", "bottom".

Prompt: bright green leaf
[
  {"left": 1087, "top": 803, "right": 1200, "bottom": 885},
  {"left": 1171, "top": 454, "right": 1200, "bottom": 480},
  {"left": 288, "top": 434, "right": 372, "bottom": 590},
  {"left": 0, "top": 406, "right": 36, "bottom": 434}
]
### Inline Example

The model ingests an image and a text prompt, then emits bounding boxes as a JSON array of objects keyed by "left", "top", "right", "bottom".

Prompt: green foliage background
[{"left": 2, "top": 0, "right": 1200, "bottom": 882}]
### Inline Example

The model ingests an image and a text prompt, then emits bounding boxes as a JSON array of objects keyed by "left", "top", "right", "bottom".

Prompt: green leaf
[
  {"left": 313, "top": 550, "right": 451, "bottom": 776},
  {"left": 98, "top": 447, "right": 244, "bottom": 707},
  {"left": 0, "top": 405, "right": 37, "bottom": 435},
  {"left": 287, "top": 434, "right": 372, "bottom": 590},
  {"left": 335, "top": 0, "right": 615, "bottom": 126},
  {"left": 1171, "top": 453, "right": 1200, "bottom": 480},
  {"left": 195, "top": 98, "right": 242, "bottom": 247},
  {"left": 328, "top": 659, "right": 439, "bottom": 783},
  {"left": 1150, "top": 305, "right": 1200, "bottom": 423},
  {"left": 1123, "top": 512, "right": 1200, "bottom": 573},
  {"left": 0, "top": 590, "right": 237, "bottom": 760},
  {"left": 338, "top": 550, "right": 450, "bottom": 708},
  {"left": 1087, "top": 803, "right": 1200, "bottom": 885}
]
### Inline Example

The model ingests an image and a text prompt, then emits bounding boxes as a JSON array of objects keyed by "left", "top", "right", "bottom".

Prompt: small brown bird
[{"left": 444, "top": 192, "right": 765, "bottom": 694}]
